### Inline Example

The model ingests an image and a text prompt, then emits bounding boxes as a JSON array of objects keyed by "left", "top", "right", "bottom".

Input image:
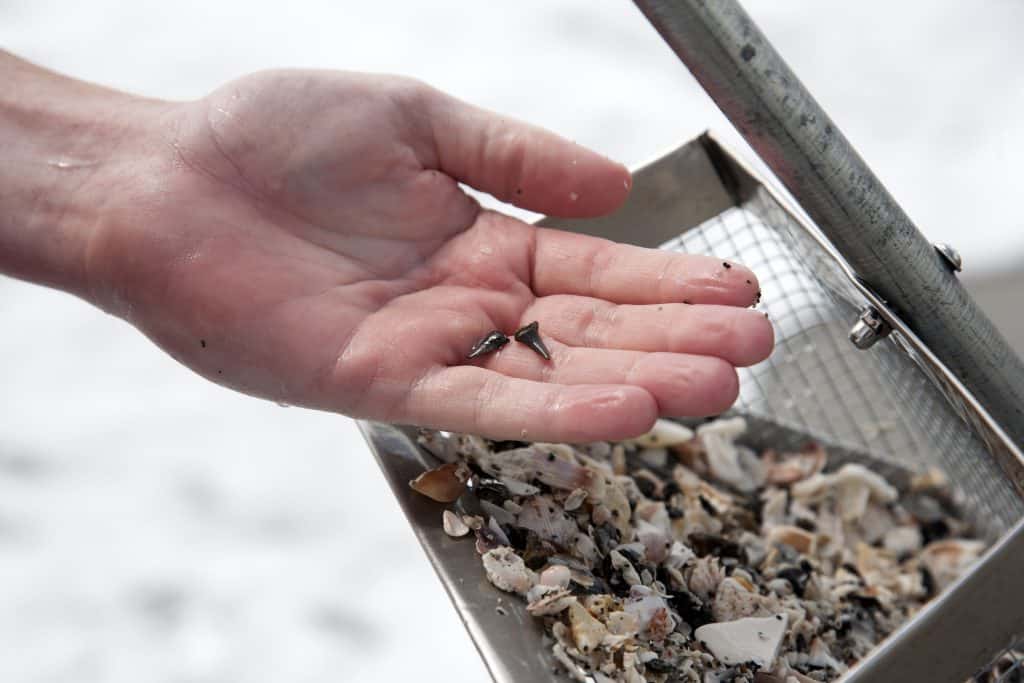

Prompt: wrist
[{"left": 0, "top": 52, "right": 173, "bottom": 302}]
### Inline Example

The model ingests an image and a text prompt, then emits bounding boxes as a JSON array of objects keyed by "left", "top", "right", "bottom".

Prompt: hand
[{"left": 56, "top": 69, "right": 773, "bottom": 441}]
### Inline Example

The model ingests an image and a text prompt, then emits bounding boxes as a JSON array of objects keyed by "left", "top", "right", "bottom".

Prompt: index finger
[{"left": 531, "top": 227, "right": 761, "bottom": 307}]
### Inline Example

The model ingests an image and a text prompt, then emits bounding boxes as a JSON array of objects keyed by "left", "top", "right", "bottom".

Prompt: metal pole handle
[{"left": 632, "top": 0, "right": 1024, "bottom": 448}]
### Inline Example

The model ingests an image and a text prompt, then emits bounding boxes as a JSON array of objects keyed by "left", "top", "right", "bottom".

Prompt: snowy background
[{"left": 2, "top": 2, "right": 1022, "bottom": 682}]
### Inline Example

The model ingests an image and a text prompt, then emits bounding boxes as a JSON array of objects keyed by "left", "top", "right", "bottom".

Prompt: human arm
[{"left": 0, "top": 52, "right": 772, "bottom": 442}]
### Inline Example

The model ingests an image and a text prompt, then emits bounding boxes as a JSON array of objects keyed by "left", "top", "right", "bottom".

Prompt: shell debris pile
[{"left": 412, "top": 418, "right": 983, "bottom": 682}]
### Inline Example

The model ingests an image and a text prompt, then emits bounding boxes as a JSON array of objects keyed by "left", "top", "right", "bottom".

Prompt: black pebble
[
  {"left": 688, "top": 532, "right": 742, "bottom": 559},
  {"left": 645, "top": 659, "right": 675, "bottom": 674},
  {"left": 777, "top": 565, "right": 810, "bottom": 596}
]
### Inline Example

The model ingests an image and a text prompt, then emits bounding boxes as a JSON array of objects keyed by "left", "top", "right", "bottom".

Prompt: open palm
[{"left": 88, "top": 70, "right": 772, "bottom": 442}]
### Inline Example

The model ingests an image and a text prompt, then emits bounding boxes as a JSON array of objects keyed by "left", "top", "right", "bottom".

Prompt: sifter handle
[{"left": 631, "top": 0, "right": 1024, "bottom": 448}]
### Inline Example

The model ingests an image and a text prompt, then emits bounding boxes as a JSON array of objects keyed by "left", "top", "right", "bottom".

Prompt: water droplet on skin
[
  {"left": 480, "top": 246, "right": 493, "bottom": 255},
  {"left": 569, "top": 192, "right": 579, "bottom": 202},
  {"left": 47, "top": 157, "right": 98, "bottom": 170}
]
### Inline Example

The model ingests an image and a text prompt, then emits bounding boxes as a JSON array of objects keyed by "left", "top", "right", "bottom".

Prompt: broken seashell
[
  {"left": 609, "top": 549, "right": 643, "bottom": 587},
  {"left": 763, "top": 444, "right": 826, "bottom": 485},
  {"left": 606, "top": 610, "right": 640, "bottom": 637},
  {"left": 442, "top": 509, "right": 470, "bottom": 537},
  {"left": 564, "top": 488, "right": 588, "bottom": 511},
  {"left": 570, "top": 532, "right": 600, "bottom": 568},
  {"left": 883, "top": 525, "right": 923, "bottom": 556},
  {"left": 626, "top": 419, "right": 695, "bottom": 448},
  {"left": 551, "top": 642, "right": 589, "bottom": 683},
  {"left": 807, "top": 636, "right": 847, "bottom": 673},
  {"left": 567, "top": 599, "right": 609, "bottom": 653},
  {"left": 480, "top": 499, "right": 516, "bottom": 526},
  {"left": 408, "top": 462, "right": 471, "bottom": 502},
  {"left": 694, "top": 613, "right": 788, "bottom": 668},
  {"left": 602, "top": 480, "right": 633, "bottom": 538},
  {"left": 624, "top": 593, "right": 676, "bottom": 641},
  {"left": 920, "top": 538, "right": 985, "bottom": 590},
  {"left": 766, "top": 525, "right": 817, "bottom": 555},
  {"left": 526, "top": 585, "right": 575, "bottom": 616},
  {"left": 911, "top": 467, "right": 949, "bottom": 491},
  {"left": 760, "top": 488, "right": 789, "bottom": 530},
  {"left": 539, "top": 564, "right": 572, "bottom": 589},
  {"left": 712, "top": 577, "right": 778, "bottom": 622},
  {"left": 499, "top": 477, "right": 541, "bottom": 497},
  {"left": 792, "top": 464, "right": 898, "bottom": 521},
  {"left": 698, "top": 417, "right": 766, "bottom": 492},
  {"left": 422, "top": 414, "right": 981, "bottom": 682},
  {"left": 461, "top": 514, "right": 484, "bottom": 531},
  {"left": 517, "top": 494, "right": 578, "bottom": 548},
  {"left": 635, "top": 519, "right": 672, "bottom": 564},
  {"left": 475, "top": 520, "right": 510, "bottom": 555},
  {"left": 857, "top": 502, "right": 896, "bottom": 544},
  {"left": 482, "top": 546, "right": 537, "bottom": 595},
  {"left": 476, "top": 444, "right": 606, "bottom": 499},
  {"left": 688, "top": 556, "right": 727, "bottom": 601}
]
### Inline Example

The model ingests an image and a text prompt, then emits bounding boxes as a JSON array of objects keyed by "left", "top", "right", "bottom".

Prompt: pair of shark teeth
[{"left": 466, "top": 321, "right": 551, "bottom": 360}]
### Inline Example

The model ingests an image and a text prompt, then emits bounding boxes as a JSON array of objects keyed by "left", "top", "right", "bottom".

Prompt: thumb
[{"left": 419, "top": 86, "right": 631, "bottom": 218}]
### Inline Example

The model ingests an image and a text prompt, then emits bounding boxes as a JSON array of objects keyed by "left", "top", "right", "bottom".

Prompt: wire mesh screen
[
  {"left": 661, "top": 186, "right": 1024, "bottom": 540},
  {"left": 983, "top": 636, "right": 1024, "bottom": 682}
]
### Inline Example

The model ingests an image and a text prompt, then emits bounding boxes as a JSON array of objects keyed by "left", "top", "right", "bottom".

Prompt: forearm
[{"left": 0, "top": 51, "right": 165, "bottom": 298}]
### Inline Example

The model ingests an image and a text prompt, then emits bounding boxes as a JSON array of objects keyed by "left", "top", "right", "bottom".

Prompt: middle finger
[{"left": 522, "top": 295, "right": 773, "bottom": 367}]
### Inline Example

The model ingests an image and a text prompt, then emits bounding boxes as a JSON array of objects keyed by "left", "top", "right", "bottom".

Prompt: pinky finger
[{"left": 399, "top": 366, "right": 657, "bottom": 443}]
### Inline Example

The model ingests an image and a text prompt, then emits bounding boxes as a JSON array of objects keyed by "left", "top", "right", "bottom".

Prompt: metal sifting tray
[{"left": 360, "top": 133, "right": 1024, "bottom": 683}]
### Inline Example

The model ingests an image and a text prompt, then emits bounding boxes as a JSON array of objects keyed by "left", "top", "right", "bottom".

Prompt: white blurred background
[{"left": 2, "top": 2, "right": 1022, "bottom": 681}]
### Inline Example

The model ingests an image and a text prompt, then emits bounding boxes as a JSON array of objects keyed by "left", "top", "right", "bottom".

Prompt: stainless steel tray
[{"left": 360, "top": 134, "right": 1024, "bottom": 682}]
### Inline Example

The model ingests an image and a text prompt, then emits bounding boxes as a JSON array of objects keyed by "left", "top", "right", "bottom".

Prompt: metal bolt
[
  {"left": 849, "top": 306, "right": 892, "bottom": 350},
  {"left": 934, "top": 242, "right": 962, "bottom": 272}
]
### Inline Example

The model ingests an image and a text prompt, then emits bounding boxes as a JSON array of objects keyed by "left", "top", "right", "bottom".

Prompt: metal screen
[{"left": 661, "top": 187, "right": 1024, "bottom": 540}]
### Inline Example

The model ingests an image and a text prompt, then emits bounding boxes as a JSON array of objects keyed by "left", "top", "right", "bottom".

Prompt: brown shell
[{"left": 408, "top": 462, "right": 471, "bottom": 503}]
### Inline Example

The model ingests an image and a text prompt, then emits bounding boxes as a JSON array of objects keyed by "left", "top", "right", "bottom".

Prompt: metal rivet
[
  {"left": 933, "top": 242, "right": 962, "bottom": 273},
  {"left": 849, "top": 306, "right": 892, "bottom": 350}
]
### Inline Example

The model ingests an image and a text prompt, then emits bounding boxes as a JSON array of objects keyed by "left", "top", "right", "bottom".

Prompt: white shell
[
  {"left": 712, "top": 577, "right": 776, "bottom": 622},
  {"left": 626, "top": 419, "right": 695, "bottom": 448},
  {"left": 694, "top": 613, "right": 789, "bottom": 668},
  {"left": 481, "top": 547, "right": 537, "bottom": 596},
  {"left": 698, "top": 417, "right": 765, "bottom": 492},
  {"left": 792, "top": 464, "right": 898, "bottom": 521},
  {"left": 567, "top": 599, "right": 608, "bottom": 652},
  {"left": 442, "top": 509, "right": 470, "bottom": 537},
  {"left": 526, "top": 585, "right": 575, "bottom": 616},
  {"left": 539, "top": 564, "right": 572, "bottom": 589},
  {"left": 624, "top": 593, "right": 676, "bottom": 641},
  {"left": 605, "top": 610, "right": 639, "bottom": 637},
  {"left": 564, "top": 488, "right": 588, "bottom": 511},
  {"left": 883, "top": 526, "right": 923, "bottom": 556},
  {"left": 516, "top": 494, "right": 578, "bottom": 547},
  {"left": 920, "top": 538, "right": 985, "bottom": 590}
]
